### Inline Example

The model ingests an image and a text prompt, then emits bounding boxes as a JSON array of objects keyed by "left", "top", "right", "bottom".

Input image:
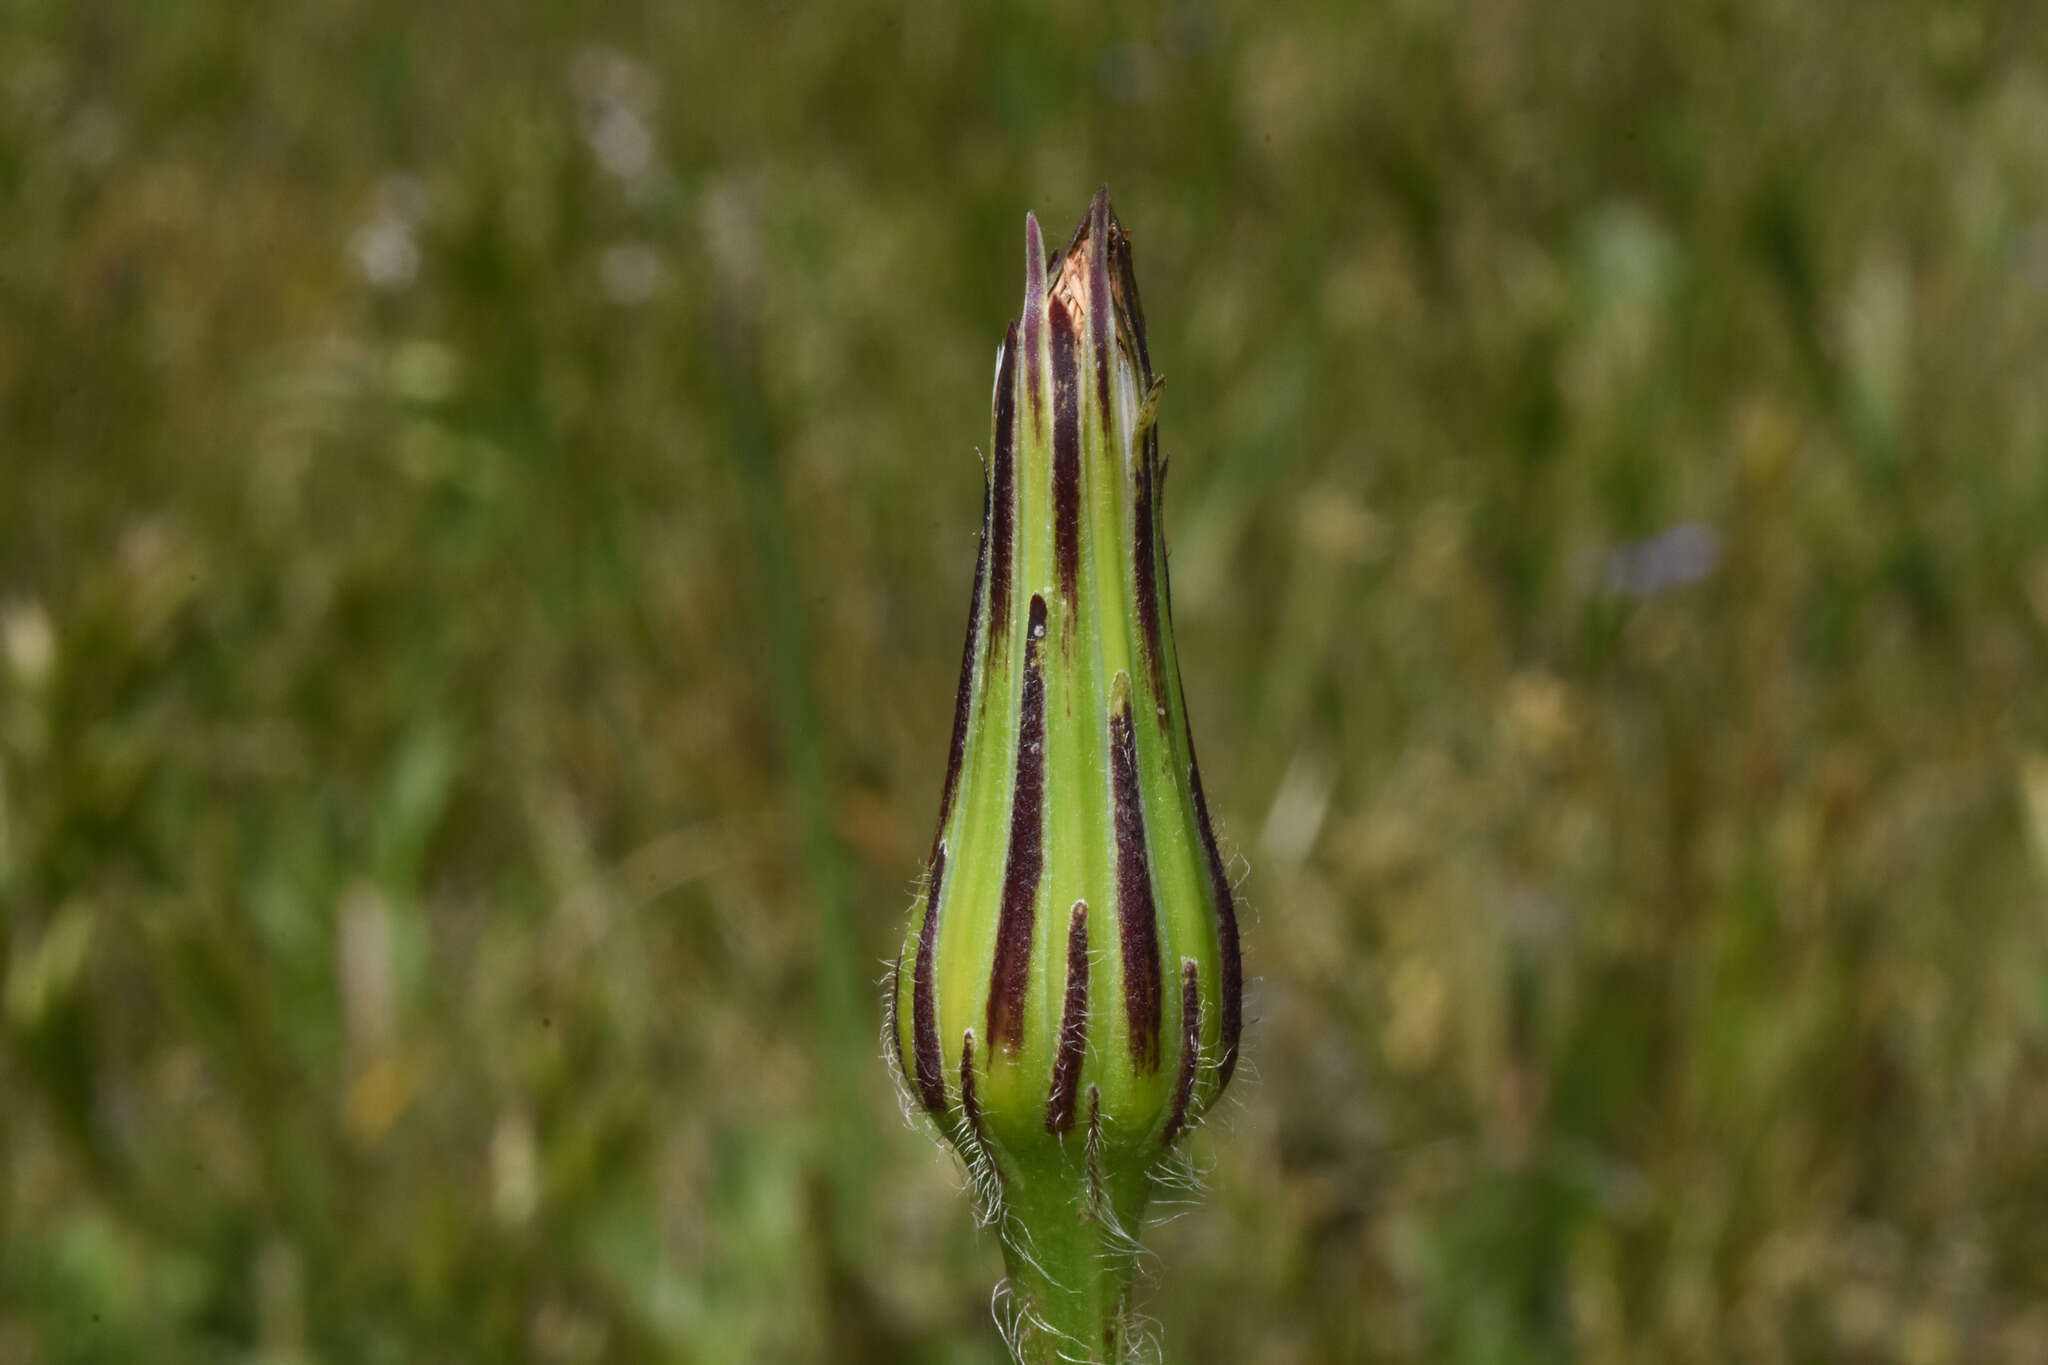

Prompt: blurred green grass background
[{"left": 6, "top": 1, "right": 2048, "bottom": 1361}]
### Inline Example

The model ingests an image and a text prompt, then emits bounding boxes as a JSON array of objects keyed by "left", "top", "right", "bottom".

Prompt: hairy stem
[{"left": 999, "top": 1165, "right": 1148, "bottom": 1364}]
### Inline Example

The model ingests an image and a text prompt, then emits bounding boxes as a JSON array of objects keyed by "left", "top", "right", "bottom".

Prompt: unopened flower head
[{"left": 887, "top": 188, "right": 1244, "bottom": 1362}]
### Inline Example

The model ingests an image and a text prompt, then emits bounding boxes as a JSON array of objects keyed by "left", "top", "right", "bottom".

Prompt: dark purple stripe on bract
[
  {"left": 988, "top": 322, "right": 1018, "bottom": 646},
  {"left": 1109, "top": 695, "right": 1162, "bottom": 1072},
  {"left": 1154, "top": 483, "right": 1244, "bottom": 1096},
  {"left": 933, "top": 472, "right": 989, "bottom": 865},
  {"left": 1133, "top": 452, "right": 1166, "bottom": 711},
  {"left": 960, "top": 1030, "right": 985, "bottom": 1141},
  {"left": 1161, "top": 959, "right": 1203, "bottom": 1148},
  {"left": 912, "top": 846, "right": 949, "bottom": 1115},
  {"left": 1112, "top": 221, "right": 1151, "bottom": 383},
  {"left": 1088, "top": 192, "right": 1113, "bottom": 430},
  {"left": 1045, "top": 902, "right": 1090, "bottom": 1134},
  {"left": 985, "top": 594, "right": 1048, "bottom": 1053},
  {"left": 1050, "top": 297, "right": 1081, "bottom": 607},
  {"left": 1190, "top": 756, "right": 1242, "bottom": 1093}
]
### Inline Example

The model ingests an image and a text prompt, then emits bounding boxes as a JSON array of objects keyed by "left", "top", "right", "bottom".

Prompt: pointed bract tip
[
  {"left": 1089, "top": 189, "right": 1112, "bottom": 281},
  {"left": 1064, "top": 185, "right": 1121, "bottom": 241},
  {"left": 1090, "top": 185, "right": 1113, "bottom": 232},
  {"left": 1024, "top": 213, "right": 1047, "bottom": 303}
]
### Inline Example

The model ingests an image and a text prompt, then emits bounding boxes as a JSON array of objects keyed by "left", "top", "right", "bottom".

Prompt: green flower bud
[{"left": 887, "top": 189, "right": 1244, "bottom": 1363}]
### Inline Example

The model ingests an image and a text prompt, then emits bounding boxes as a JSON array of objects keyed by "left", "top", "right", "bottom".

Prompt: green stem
[{"left": 998, "top": 1167, "right": 1148, "bottom": 1364}]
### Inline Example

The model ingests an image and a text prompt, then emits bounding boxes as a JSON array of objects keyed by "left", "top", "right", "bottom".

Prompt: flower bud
[{"left": 887, "top": 189, "right": 1244, "bottom": 1362}]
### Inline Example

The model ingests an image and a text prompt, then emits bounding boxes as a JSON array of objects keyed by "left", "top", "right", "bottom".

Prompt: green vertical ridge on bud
[{"left": 889, "top": 188, "right": 1244, "bottom": 1364}]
